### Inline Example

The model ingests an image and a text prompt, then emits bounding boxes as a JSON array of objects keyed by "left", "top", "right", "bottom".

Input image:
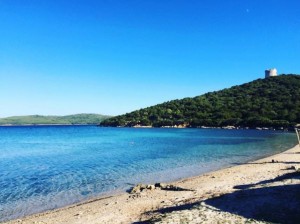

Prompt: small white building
[{"left": 265, "top": 68, "right": 277, "bottom": 78}]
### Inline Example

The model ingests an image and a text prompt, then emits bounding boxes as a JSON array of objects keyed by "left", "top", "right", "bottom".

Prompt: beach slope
[{"left": 6, "top": 145, "right": 300, "bottom": 224}]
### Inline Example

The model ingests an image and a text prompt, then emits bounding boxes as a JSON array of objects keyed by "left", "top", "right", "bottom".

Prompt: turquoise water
[{"left": 0, "top": 126, "right": 297, "bottom": 221}]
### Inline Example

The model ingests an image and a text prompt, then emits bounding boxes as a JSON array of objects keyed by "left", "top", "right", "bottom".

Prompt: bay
[{"left": 0, "top": 126, "right": 297, "bottom": 221}]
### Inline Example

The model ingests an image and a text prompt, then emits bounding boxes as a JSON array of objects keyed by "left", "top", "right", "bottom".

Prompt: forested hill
[
  {"left": 0, "top": 114, "right": 111, "bottom": 125},
  {"left": 100, "top": 74, "right": 300, "bottom": 128}
]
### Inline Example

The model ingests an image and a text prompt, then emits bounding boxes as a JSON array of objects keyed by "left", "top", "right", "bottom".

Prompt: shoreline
[
  {"left": 0, "top": 124, "right": 97, "bottom": 126},
  {"left": 102, "top": 125, "right": 295, "bottom": 131},
  {"left": 4, "top": 144, "right": 300, "bottom": 223}
]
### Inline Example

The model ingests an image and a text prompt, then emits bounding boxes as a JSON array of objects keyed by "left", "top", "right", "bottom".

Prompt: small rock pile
[
  {"left": 130, "top": 184, "right": 156, "bottom": 193},
  {"left": 129, "top": 183, "right": 193, "bottom": 194}
]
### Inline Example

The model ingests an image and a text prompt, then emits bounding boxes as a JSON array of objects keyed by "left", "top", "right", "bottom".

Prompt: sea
[{"left": 0, "top": 126, "right": 297, "bottom": 221}]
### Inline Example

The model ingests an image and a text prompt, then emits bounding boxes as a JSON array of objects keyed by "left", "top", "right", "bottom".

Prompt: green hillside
[
  {"left": 0, "top": 113, "right": 111, "bottom": 125},
  {"left": 100, "top": 74, "right": 300, "bottom": 128}
]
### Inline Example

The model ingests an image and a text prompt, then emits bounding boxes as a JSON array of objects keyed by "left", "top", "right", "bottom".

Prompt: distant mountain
[
  {"left": 100, "top": 74, "right": 300, "bottom": 129},
  {"left": 0, "top": 113, "right": 111, "bottom": 125}
]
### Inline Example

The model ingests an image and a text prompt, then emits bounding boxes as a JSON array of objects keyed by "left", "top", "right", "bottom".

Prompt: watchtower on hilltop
[{"left": 265, "top": 68, "right": 277, "bottom": 78}]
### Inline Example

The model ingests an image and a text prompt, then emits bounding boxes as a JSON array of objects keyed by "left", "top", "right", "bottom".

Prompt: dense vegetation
[
  {"left": 0, "top": 113, "right": 111, "bottom": 125},
  {"left": 100, "top": 75, "right": 300, "bottom": 128}
]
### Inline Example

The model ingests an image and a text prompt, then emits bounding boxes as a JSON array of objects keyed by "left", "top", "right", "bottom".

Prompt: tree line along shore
[{"left": 100, "top": 74, "right": 300, "bottom": 130}]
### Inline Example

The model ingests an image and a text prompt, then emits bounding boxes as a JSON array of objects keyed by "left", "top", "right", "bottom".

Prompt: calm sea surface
[{"left": 0, "top": 126, "right": 297, "bottom": 221}]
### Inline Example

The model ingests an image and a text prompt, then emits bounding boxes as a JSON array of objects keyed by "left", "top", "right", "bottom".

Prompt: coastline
[
  {"left": 0, "top": 124, "right": 97, "bottom": 126},
  {"left": 5, "top": 144, "right": 300, "bottom": 224}
]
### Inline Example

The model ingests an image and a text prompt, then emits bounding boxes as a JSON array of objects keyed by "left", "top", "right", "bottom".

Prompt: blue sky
[{"left": 0, "top": 0, "right": 299, "bottom": 117}]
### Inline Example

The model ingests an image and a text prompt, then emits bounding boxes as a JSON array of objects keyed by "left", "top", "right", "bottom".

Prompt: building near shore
[{"left": 265, "top": 68, "right": 277, "bottom": 78}]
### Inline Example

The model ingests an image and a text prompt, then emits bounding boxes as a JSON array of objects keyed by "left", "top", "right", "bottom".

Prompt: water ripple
[{"left": 0, "top": 126, "right": 297, "bottom": 221}]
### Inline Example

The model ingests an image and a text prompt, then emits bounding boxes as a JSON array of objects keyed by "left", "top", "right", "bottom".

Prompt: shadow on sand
[
  {"left": 205, "top": 184, "right": 300, "bottom": 224},
  {"left": 234, "top": 170, "right": 300, "bottom": 190},
  {"left": 135, "top": 172, "right": 300, "bottom": 224},
  {"left": 284, "top": 152, "right": 300, "bottom": 154},
  {"left": 232, "top": 161, "right": 300, "bottom": 166}
]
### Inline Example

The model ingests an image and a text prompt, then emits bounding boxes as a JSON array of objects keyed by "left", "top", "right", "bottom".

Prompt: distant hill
[
  {"left": 0, "top": 114, "right": 111, "bottom": 125},
  {"left": 100, "top": 74, "right": 300, "bottom": 129}
]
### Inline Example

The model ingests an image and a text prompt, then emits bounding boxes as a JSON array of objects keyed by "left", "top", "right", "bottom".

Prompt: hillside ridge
[
  {"left": 0, "top": 113, "right": 111, "bottom": 125},
  {"left": 100, "top": 74, "right": 300, "bottom": 129}
]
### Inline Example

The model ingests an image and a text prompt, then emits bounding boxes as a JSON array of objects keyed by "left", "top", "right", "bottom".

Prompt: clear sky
[{"left": 0, "top": 0, "right": 299, "bottom": 117}]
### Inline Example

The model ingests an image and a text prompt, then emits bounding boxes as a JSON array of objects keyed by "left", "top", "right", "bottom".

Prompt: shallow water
[{"left": 0, "top": 126, "right": 297, "bottom": 221}]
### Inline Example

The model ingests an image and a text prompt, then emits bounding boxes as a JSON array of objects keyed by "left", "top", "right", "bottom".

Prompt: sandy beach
[{"left": 5, "top": 144, "right": 300, "bottom": 224}]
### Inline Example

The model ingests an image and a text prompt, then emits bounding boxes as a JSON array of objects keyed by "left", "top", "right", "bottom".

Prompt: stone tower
[{"left": 265, "top": 68, "right": 277, "bottom": 78}]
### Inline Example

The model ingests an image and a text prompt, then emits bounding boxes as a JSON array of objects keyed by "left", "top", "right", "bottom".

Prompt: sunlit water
[{"left": 0, "top": 126, "right": 297, "bottom": 221}]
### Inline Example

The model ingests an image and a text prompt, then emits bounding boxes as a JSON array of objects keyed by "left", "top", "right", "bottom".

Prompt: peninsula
[{"left": 100, "top": 74, "right": 300, "bottom": 129}]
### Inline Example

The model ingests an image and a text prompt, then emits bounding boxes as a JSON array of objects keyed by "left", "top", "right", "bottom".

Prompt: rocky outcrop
[
  {"left": 129, "top": 184, "right": 155, "bottom": 194},
  {"left": 129, "top": 183, "right": 194, "bottom": 194}
]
